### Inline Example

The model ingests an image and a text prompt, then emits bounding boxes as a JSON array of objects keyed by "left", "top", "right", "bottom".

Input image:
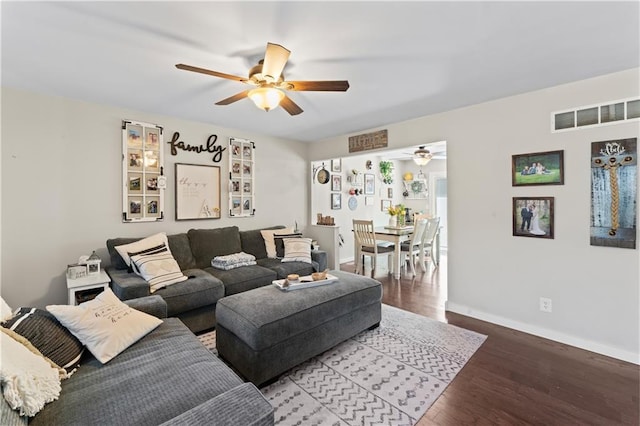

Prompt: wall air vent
[{"left": 551, "top": 97, "right": 639, "bottom": 132}]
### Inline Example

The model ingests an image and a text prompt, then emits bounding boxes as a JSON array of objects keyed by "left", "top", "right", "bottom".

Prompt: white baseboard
[{"left": 445, "top": 301, "right": 639, "bottom": 365}]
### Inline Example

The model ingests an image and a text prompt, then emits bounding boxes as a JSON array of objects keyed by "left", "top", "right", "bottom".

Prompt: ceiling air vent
[{"left": 552, "top": 97, "right": 639, "bottom": 132}]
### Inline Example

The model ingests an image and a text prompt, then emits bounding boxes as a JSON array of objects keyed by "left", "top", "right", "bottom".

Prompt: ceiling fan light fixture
[
  {"left": 413, "top": 146, "right": 433, "bottom": 166},
  {"left": 248, "top": 87, "right": 284, "bottom": 112}
]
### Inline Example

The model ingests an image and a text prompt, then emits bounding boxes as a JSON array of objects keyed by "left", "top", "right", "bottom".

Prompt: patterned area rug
[{"left": 197, "top": 304, "right": 486, "bottom": 426}]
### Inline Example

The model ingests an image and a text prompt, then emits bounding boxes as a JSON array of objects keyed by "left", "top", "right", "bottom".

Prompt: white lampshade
[
  {"left": 413, "top": 146, "right": 433, "bottom": 165},
  {"left": 248, "top": 87, "right": 285, "bottom": 112}
]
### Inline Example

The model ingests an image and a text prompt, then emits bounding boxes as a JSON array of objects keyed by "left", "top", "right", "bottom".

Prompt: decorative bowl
[{"left": 311, "top": 271, "right": 327, "bottom": 281}]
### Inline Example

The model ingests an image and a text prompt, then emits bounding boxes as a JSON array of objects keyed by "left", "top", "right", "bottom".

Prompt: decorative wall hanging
[
  {"left": 331, "top": 175, "right": 342, "bottom": 192},
  {"left": 512, "top": 150, "right": 564, "bottom": 186},
  {"left": 590, "top": 138, "right": 636, "bottom": 249},
  {"left": 331, "top": 193, "right": 342, "bottom": 210},
  {"left": 167, "top": 132, "right": 226, "bottom": 163},
  {"left": 512, "top": 197, "right": 554, "bottom": 239},
  {"left": 122, "top": 119, "right": 165, "bottom": 222},
  {"left": 364, "top": 173, "right": 375, "bottom": 195},
  {"left": 348, "top": 129, "right": 388, "bottom": 153},
  {"left": 175, "top": 163, "right": 221, "bottom": 220},
  {"left": 229, "top": 137, "right": 255, "bottom": 217}
]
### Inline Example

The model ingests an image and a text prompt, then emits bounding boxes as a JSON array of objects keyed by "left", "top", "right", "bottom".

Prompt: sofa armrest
[
  {"left": 159, "top": 382, "right": 274, "bottom": 426},
  {"left": 124, "top": 295, "right": 167, "bottom": 319},
  {"left": 0, "top": 397, "right": 27, "bottom": 426},
  {"left": 106, "top": 267, "right": 151, "bottom": 301},
  {"left": 311, "top": 250, "right": 327, "bottom": 271}
]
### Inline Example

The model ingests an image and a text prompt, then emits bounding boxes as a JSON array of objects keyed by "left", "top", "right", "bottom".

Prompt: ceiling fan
[{"left": 175, "top": 42, "right": 350, "bottom": 116}]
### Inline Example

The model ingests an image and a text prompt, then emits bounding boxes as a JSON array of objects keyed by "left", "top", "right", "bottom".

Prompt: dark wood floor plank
[{"left": 340, "top": 256, "right": 639, "bottom": 425}]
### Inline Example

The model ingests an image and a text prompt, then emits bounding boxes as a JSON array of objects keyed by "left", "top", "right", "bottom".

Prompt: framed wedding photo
[
  {"left": 331, "top": 174, "right": 342, "bottom": 191},
  {"left": 512, "top": 197, "right": 554, "bottom": 239},
  {"left": 512, "top": 150, "right": 564, "bottom": 186},
  {"left": 364, "top": 173, "right": 375, "bottom": 195}
]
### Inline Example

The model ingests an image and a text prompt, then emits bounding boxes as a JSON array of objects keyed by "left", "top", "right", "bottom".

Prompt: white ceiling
[{"left": 2, "top": 2, "right": 638, "bottom": 143}]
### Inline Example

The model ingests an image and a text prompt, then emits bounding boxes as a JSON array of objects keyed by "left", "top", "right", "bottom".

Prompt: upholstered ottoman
[{"left": 215, "top": 270, "right": 382, "bottom": 386}]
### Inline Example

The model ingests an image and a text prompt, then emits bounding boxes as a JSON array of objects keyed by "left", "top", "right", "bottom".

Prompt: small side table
[{"left": 66, "top": 270, "right": 111, "bottom": 305}]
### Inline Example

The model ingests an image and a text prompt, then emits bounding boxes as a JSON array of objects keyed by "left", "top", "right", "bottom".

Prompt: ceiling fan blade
[
  {"left": 176, "top": 63, "right": 248, "bottom": 83},
  {"left": 261, "top": 43, "right": 290, "bottom": 82},
  {"left": 215, "top": 90, "right": 250, "bottom": 105},
  {"left": 284, "top": 80, "right": 350, "bottom": 92},
  {"left": 280, "top": 95, "right": 303, "bottom": 116}
]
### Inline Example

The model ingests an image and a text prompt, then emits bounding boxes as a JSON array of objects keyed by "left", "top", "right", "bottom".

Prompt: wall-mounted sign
[
  {"left": 348, "top": 129, "right": 388, "bottom": 153},
  {"left": 168, "top": 131, "right": 226, "bottom": 162}
]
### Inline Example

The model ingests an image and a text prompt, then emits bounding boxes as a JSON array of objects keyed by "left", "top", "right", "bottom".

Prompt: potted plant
[{"left": 379, "top": 161, "right": 394, "bottom": 184}]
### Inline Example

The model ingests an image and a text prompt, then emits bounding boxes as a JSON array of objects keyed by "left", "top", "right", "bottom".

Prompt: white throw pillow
[
  {"left": 114, "top": 232, "right": 170, "bottom": 268},
  {"left": 282, "top": 237, "right": 313, "bottom": 264},
  {"left": 1, "top": 297, "right": 14, "bottom": 321},
  {"left": 261, "top": 227, "right": 293, "bottom": 258},
  {"left": 130, "top": 244, "right": 188, "bottom": 293},
  {"left": 1, "top": 330, "right": 61, "bottom": 417},
  {"left": 46, "top": 289, "right": 162, "bottom": 364}
]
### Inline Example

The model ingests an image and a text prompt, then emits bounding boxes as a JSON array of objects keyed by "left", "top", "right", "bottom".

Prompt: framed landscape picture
[
  {"left": 512, "top": 197, "right": 554, "bottom": 239},
  {"left": 512, "top": 150, "right": 564, "bottom": 186}
]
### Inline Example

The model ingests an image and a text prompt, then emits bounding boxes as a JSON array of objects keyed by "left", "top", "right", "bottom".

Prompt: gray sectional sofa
[
  {"left": 1, "top": 296, "right": 274, "bottom": 426},
  {"left": 106, "top": 225, "right": 327, "bottom": 333}
]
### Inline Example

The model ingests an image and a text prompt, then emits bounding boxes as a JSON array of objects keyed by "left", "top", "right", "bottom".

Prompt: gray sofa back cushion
[
  {"left": 188, "top": 226, "right": 242, "bottom": 269},
  {"left": 106, "top": 234, "right": 196, "bottom": 271},
  {"left": 240, "top": 226, "right": 285, "bottom": 259}
]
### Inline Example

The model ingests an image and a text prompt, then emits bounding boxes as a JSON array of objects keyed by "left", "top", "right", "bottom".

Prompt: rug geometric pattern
[{"left": 198, "top": 304, "right": 486, "bottom": 426}]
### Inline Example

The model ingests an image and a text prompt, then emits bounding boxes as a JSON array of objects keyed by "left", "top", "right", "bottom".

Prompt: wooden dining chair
[
  {"left": 352, "top": 219, "right": 395, "bottom": 275},
  {"left": 421, "top": 217, "right": 441, "bottom": 268},
  {"left": 399, "top": 218, "right": 428, "bottom": 276}
]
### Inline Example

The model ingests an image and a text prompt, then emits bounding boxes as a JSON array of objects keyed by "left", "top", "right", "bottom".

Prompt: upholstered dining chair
[
  {"left": 421, "top": 217, "right": 441, "bottom": 268},
  {"left": 399, "top": 218, "right": 429, "bottom": 276},
  {"left": 352, "top": 219, "right": 395, "bottom": 275}
]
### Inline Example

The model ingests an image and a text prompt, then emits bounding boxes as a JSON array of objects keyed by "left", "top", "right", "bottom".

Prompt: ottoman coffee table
[{"left": 215, "top": 270, "right": 382, "bottom": 386}]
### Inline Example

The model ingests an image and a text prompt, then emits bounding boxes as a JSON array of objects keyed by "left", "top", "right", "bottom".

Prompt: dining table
[{"left": 373, "top": 225, "right": 415, "bottom": 279}]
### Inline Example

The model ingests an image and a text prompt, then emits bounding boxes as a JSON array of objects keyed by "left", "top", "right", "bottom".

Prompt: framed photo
[
  {"left": 331, "top": 193, "right": 342, "bottom": 210},
  {"left": 512, "top": 197, "right": 554, "bottom": 239},
  {"left": 175, "top": 163, "right": 221, "bottom": 220},
  {"left": 512, "top": 150, "right": 564, "bottom": 186},
  {"left": 387, "top": 187, "right": 393, "bottom": 198},
  {"left": 331, "top": 174, "right": 342, "bottom": 191},
  {"left": 364, "top": 173, "right": 375, "bottom": 195},
  {"left": 381, "top": 199, "right": 391, "bottom": 212},
  {"left": 228, "top": 137, "right": 255, "bottom": 217},
  {"left": 331, "top": 158, "right": 341, "bottom": 172},
  {"left": 365, "top": 196, "right": 374, "bottom": 206}
]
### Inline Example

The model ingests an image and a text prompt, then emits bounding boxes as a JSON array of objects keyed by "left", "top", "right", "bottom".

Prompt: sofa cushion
[
  {"left": 260, "top": 227, "right": 293, "bottom": 258},
  {"left": 281, "top": 237, "right": 313, "bottom": 264},
  {"left": 155, "top": 269, "right": 224, "bottom": 317},
  {"left": 240, "top": 226, "right": 285, "bottom": 260},
  {"left": 46, "top": 289, "right": 162, "bottom": 364},
  {"left": 29, "top": 319, "right": 246, "bottom": 426},
  {"left": 188, "top": 227, "right": 242, "bottom": 269},
  {"left": 256, "top": 258, "right": 316, "bottom": 279},
  {"left": 203, "top": 265, "right": 276, "bottom": 296}
]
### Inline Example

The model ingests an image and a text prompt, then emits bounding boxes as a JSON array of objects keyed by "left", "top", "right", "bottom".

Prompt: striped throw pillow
[
  {"left": 1, "top": 307, "right": 84, "bottom": 376},
  {"left": 281, "top": 237, "right": 313, "bottom": 264},
  {"left": 129, "top": 243, "right": 188, "bottom": 293}
]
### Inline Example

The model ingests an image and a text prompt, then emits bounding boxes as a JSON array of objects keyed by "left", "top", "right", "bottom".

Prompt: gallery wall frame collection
[
  {"left": 229, "top": 137, "right": 255, "bottom": 217},
  {"left": 122, "top": 119, "right": 165, "bottom": 222}
]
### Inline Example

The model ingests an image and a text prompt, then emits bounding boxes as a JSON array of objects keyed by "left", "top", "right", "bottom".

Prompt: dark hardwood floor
[{"left": 340, "top": 255, "right": 639, "bottom": 426}]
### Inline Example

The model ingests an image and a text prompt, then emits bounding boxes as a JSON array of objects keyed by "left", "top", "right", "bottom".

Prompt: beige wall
[
  {"left": 1, "top": 88, "right": 308, "bottom": 308},
  {"left": 309, "top": 68, "right": 640, "bottom": 363}
]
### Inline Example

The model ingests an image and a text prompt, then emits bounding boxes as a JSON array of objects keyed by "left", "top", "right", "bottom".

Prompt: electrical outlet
[{"left": 539, "top": 297, "right": 552, "bottom": 313}]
